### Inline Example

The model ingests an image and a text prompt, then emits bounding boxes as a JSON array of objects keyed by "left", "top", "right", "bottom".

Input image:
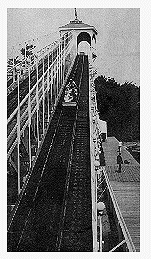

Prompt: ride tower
[{"left": 59, "top": 8, "right": 97, "bottom": 61}]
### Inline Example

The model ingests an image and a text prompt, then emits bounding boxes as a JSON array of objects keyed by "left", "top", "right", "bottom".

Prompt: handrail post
[
  {"left": 63, "top": 34, "right": 66, "bottom": 84},
  {"left": 97, "top": 202, "right": 105, "bottom": 252},
  {"left": 28, "top": 65, "right": 32, "bottom": 168},
  {"left": 17, "top": 71, "right": 21, "bottom": 195},
  {"left": 99, "top": 215, "right": 102, "bottom": 252},
  {"left": 47, "top": 46, "right": 50, "bottom": 123},
  {"left": 36, "top": 58, "right": 40, "bottom": 148},
  {"left": 12, "top": 46, "right": 15, "bottom": 83},
  {"left": 42, "top": 56, "right": 45, "bottom": 135}
]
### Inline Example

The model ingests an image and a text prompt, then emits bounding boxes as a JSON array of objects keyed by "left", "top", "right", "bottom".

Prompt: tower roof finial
[
  {"left": 69, "top": 8, "right": 82, "bottom": 24},
  {"left": 74, "top": 8, "right": 78, "bottom": 20}
]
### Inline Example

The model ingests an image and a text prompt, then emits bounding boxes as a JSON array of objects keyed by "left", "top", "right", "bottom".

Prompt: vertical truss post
[
  {"left": 58, "top": 42, "right": 60, "bottom": 92},
  {"left": 47, "top": 47, "right": 50, "bottom": 123},
  {"left": 28, "top": 65, "right": 32, "bottom": 168},
  {"left": 12, "top": 46, "right": 15, "bottom": 83},
  {"left": 60, "top": 37, "right": 62, "bottom": 86},
  {"left": 17, "top": 72, "right": 21, "bottom": 195},
  {"left": 57, "top": 44, "right": 59, "bottom": 94},
  {"left": 99, "top": 215, "right": 102, "bottom": 252},
  {"left": 59, "top": 40, "right": 60, "bottom": 89},
  {"left": 33, "top": 114, "right": 36, "bottom": 140},
  {"left": 42, "top": 56, "right": 45, "bottom": 136},
  {"left": 25, "top": 41, "right": 27, "bottom": 71},
  {"left": 95, "top": 164, "right": 98, "bottom": 249},
  {"left": 51, "top": 50, "right": 53, "bottom": 112},
  {"left": 61, "top": 36, "right": 63, "bottom": 84},
  {"left": 55, "top": 45, "right": 59, "bottom": 99},
  {"left": 97, "top": 202, "right": 105, "bottom": 252},
  {"left": 60, "top": 40, "right": 61, "bottom": 89},
  {"left": 63, "top": 34, "right": 66, "bottom": 84},
  {"left": 54, "top": 51, "right": 56, "bottom": 100},
  {"left": 36, "top": 58, "right": 40, "bottom": 148}
]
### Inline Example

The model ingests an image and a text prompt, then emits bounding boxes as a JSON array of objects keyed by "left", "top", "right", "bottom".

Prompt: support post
[
  {"left": 36, "top": 59, "right": 40, "bottom": 148},
  {"left": 58, "top": 41, "right": 60, "bottom": 91},
  {"left": 28, "top": 66, "right": 32, "bottom": 168},
  {"left": 42, "top": 57, "right": 45, "bottom": 136},
  {"left": 60, "top": 37, "right": 62, "bottom": 86},
  {"left": 47, "top": 47, "right": 50, "bottom": 122},
  {"left": 51, "top": 53, "right": 53, "bottom": 112},
  {"left": 95, "top": 167, "right": 98, "bottom": 249},
  {"left": 25, "top": 41, "right": 27, "bottom": 71},
  {"left": 97, "top": 202, "right": 105, "bottom": 252},
  {"left": 17, "top": 72, "right": 21, "bottom": 195},
  {"left": 63, "top": 34, "right": 66, "bottom": 84},
  {"left": 12, "top": 46, "right": 15, "bottom": 83},
  {"left": 99, "top": 215, "right": 102, "bottom": 252},
  {"left": 56, "top": 45, "right": 58, "bottom": 97}
]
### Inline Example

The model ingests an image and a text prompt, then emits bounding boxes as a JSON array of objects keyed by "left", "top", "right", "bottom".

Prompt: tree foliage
[
  {"left": 20, "top": 44, "right": 36, "bottom": 58},
  {"left": 7, "top": 56, "right": 20, "bottom": 66},
  {"left": 94, "top": 75, "right": 140, "bottom": 142}
]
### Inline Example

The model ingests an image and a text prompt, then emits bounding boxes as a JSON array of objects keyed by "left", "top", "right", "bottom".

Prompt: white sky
[{"left": 7, "top": 8, "right": 140, "bottom": 86}]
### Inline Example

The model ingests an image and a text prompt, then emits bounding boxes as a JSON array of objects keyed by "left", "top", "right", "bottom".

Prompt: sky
[{"left": 7, "top": 8, "right": 140, "bottom": 86}]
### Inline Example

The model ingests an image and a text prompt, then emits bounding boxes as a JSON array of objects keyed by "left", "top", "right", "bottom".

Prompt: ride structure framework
[{"left": 7, "top": 12, "right": 140, "bottom": 252}]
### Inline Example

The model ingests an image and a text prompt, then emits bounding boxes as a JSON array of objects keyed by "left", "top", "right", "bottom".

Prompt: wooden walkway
[{"left": 102, "top": 137, "right": 140, "bottom": 252}]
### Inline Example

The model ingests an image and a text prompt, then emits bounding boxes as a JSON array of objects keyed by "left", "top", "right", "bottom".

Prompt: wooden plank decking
[{"left": 102, "top": 137, "right": 140, "bottom": 252}]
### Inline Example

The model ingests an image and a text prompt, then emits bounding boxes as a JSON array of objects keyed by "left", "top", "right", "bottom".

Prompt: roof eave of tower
[
  {"left": 59, "top": 20, "right": 97, "bottom": 34},
  {"left": 59, "top": 26, "right": 97, "bottom": 35}
]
